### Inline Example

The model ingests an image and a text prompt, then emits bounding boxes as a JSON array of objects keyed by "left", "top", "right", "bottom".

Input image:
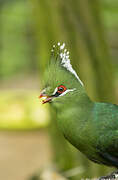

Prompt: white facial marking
[
  {"left": 52, "top": 87, "right": 58, "bottom": 95},
  {"left": 41, "top": 96, "right": 47, "bottom": 100},
  {"left": 41, "top": 88, "right": 46, "bottom": 94},
  {"left": 59, "top": 88, "right": 76, "bottom": 97},
  {"left": 52, "top": 87, "right": 76, "bottom": 97}
]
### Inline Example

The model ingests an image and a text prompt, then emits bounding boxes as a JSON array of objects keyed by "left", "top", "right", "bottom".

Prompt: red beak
[
  {"left": 39, "top": 94, "right": 44, "bottom": 99},
  {"left": 38, "top": 93, "right": 52, "bottom": 104}
]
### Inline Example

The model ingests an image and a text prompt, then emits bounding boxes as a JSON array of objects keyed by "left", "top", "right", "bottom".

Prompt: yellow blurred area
[{"left": 0, "top": 91, "right": 50, "bottom": 130}]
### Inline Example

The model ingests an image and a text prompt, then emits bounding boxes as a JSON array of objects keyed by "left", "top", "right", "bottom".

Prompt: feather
[{"left": 51, "top": 42, "right": 83, "bottom": 86}]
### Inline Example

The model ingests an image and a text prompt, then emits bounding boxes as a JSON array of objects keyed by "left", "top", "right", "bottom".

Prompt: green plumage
[{"left": 41, "top": 43, "right": 118, "bottom": 169}]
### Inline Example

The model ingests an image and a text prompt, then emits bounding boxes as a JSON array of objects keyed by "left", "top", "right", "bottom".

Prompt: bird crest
[{"left": 51, "top": 42, "right": 83, "bottom": 86}]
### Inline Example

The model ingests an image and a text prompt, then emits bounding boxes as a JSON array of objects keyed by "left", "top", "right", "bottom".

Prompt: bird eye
[
  {"left": 52, "top": 85, "right": 67, "bottom": 97},
  {"left": 58, "top": 85, "right": 67, "bottom": 93}
]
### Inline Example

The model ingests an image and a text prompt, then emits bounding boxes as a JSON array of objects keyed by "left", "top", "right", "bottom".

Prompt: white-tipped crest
[{"left": 51, "top": 42, "right": 84, "bottom": 86}]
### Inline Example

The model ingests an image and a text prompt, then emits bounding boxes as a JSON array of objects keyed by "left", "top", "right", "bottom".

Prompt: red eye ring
[{"left": 58, "top": 85, "right": 67, "bottom": 93}]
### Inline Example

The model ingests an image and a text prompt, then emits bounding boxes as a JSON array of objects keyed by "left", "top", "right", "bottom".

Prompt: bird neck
[
  {"left": 58, "top": 92, "right": 93, "bottom": 114},
  {"left": 56, "top": 87, "right": 93, "bottom": 111},
  {"left": 55, "top": 91, "right": 94, "bottom": 149}
]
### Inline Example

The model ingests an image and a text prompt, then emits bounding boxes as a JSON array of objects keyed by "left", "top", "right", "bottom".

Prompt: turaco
[{"left": 39, "top": 43, "right": 118, "bottom": 179}]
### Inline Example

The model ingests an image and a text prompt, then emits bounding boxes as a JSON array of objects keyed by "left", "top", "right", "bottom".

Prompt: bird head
[{"left": 39, "top": 43, "right": 84, "bottom": 106}]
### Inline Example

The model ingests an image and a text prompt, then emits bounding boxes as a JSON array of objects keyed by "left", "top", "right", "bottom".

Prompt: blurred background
[{"left": 0, "top": 0, "right": 118, "bottom": 179}]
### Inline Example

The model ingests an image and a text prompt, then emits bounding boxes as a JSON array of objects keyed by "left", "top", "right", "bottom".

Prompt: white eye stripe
[
  {"left": 41, "top": 88, "right": 46, "bottom": 94},
  {"left": 52, "top": 87, "right": 76, "bottom": 97},
  {"left": 59, "top": 88, "right": 76, "bottom": 97},
  {"left": 52, "top": 87, "right": 58, "bottom": 95}
]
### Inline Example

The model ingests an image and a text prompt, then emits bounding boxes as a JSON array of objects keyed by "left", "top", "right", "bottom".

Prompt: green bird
[{"left": 39, "top": 43, "right": 118, "bottom": 179}]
